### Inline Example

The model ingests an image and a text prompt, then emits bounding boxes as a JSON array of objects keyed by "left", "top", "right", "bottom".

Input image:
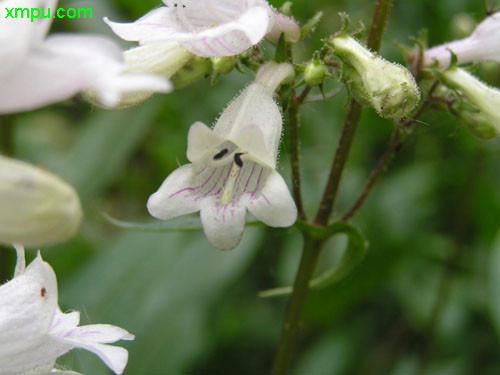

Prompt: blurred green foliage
[{"left": 4, "top": 0, "right": 500, "bottom": 374}]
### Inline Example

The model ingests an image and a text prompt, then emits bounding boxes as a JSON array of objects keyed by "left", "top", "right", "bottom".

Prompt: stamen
[
  {"left": 220, "top": 161, "right": 242, "bottom": 205},
  {"left": 234, "top": 153, "right": 244, "bottom": 167},
  {"left": 213, "top": 148, "right": 229, "bottom": 160}
]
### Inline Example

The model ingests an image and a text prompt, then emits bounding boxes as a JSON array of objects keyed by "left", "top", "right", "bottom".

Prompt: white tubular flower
[
  {"left": 0, "top": 0, "right": 171, "bottom": 113},
  {"left": 424, "top": 12, "right": 500, "bottom": 68},
  {"left": 0, "top": 246, "right": 134, "bottom": 375},
  {"left": 104, "top": 0, "right": 300, "bottom": 58},
  {"left": 440, "top": 66, "right": 500, "bottom": 138},
  {"left": 0, "top": 156, "right": 82, "bottom": 247},
  {"left": 147, "top": 62, "right": 297, "bottom": 250}
]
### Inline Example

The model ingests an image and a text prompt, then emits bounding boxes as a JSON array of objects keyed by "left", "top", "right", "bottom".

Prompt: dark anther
[
  {"left": 234, "top": 153, "right": 244, "bottom": 167},
  {"left": 41, "top": 287, "right": 46, "bottom": 297},
  {"left": 213, "top": 148, "right": 229, "bottom": 160}
]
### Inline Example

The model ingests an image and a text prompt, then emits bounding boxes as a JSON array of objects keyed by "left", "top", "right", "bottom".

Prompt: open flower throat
[{"left": 173, "top": 141, "right": 271, "bottom": 208}]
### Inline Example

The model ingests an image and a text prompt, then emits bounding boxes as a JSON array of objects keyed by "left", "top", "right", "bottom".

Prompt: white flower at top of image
[
  {"left": 424, "top": 12, "right": 500, "bottom": 68},
  {"left": 147, "top": 62, "right": 297, "bottom": 250},
  {"left": 0, "top": 245, "right": 134, "bottom": 375},
  {"left": 0, "top": 0, "right": 171, "bottom": 113},
  {"left": 104, "top": 0, "right": 300, "bottom": 58}
]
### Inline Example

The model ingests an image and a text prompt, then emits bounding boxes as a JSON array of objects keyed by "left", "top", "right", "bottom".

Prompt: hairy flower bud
[
  {"left": 171, "top": 57, "right": 213, "bottom": 89},
  {"left": 440, "top": 67, "right": 500, "bottom": 138},
  {"left": 331, "top": 34, "right": 420, "bottom": 119},
  {"left": 0, "top": 157, "right": 82, "bottom": 247},
  {"left": 304, "top": 58, "right": 327, "bottom": 86},
  {"left": 212, "top": 56, "right": 237, "bottom": 75}
]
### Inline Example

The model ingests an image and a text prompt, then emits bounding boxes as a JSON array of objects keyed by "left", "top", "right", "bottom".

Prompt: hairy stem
[
  {"left": 314, "top": 100, "right": 363, "bottom": 225},
  {"left": 271, "top": 0, "right": 395, "bottom": 373},
  {"left": 0, "top": 116, "right": 15, "bottom": 283},
  {"left": 341, "top": 80, "right": 439, "bottom": 221},
  {"left": 341, "top": 126, "right": 403, "bottom": 221},
  {"left": 287, "top": 87, "right": 309, "bottom": 221},
  {"left": 271, "top": 234, "right": 323, "bottom": 375}
]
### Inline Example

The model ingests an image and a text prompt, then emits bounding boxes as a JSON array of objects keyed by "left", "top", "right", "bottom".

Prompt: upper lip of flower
[{"left": 104, "top": 0, "right": 277, "bottom": 58}]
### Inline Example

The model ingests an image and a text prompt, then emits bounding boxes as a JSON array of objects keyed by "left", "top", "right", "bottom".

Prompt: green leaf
[
  {"left": 104, "top": 213, "right": 265, "bottom": 233},
  {"left": 259, "top": 222, "right": 368, "bottom": 298},
  {"left": 103, "top": 213, "right": 204, "bottom": 233}
]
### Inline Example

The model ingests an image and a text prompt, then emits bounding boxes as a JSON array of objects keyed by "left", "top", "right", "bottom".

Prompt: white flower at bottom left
[{"left": 0, "top": 246, "right": 134, "bottom": 375}]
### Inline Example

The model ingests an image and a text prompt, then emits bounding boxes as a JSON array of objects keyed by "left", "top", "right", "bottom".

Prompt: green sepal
[
  {"left": 274, "top": 33, "right": 287, "bottom": 63},
  {"left": 301, "top": 11, "right": 323, "bottom": 40}
]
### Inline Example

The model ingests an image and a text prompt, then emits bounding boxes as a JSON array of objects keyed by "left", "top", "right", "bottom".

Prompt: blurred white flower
[
  {"left": 104, "top": 0, "right": 300, "bottom": 58},
  {"left": 0, "top": 245, "right": 134, "bottom": 375},
  {"left": 147, "top": 62, "right": 297, "bottom": 250},
  {"left": 0, "top": 0, "right": 171, "bottom": 113},
  {"left": 440, "top": 66, "right": 500, "bottom": 138},
  {"left": 0, "top": 156, "right": 82, "bottom": 248},
  {"left": 424, "top": 12, "right": 500, "bottom": 68}
]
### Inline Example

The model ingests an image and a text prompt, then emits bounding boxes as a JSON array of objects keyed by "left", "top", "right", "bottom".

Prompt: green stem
[
  {"left": 341, "top": 80, "right": 439, "bottom": 221},
  {"left": 271, "top": 1, "right": 394, "bottom": 373},
  {"left": 366, "top": 0, "right": 394, "bottom": 53},
  {"left": 0, "top": 116, "right": 15, "bottom": 283},
  {"left": 314, "top": 100, "right": 363, "bottom": 225},
  {"left": 341, "top": 125, "right": 403, "bottom": 221},
  {"left": 287, "top": 87, "right": 309, "bottom": 221},
  {"left": 271, "top": 234, "right": 323, "bottom": 375}
]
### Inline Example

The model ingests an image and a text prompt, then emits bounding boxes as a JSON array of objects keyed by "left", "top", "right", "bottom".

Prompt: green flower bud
[
  {"left": 0, "top": 157, "right": 82, "bottom": 247},
  {"left": 440, "top": 67, "right": 500, "bottom": 138},
  {"left": 330, "top": 35, "right": 420, "bottom": 119},
  {"left": 212, "top": 56, "right": 237, "bottom": 75},
  {"left": 171, "top": 57, "right": 212, "bottom": 89},
  {"left": 304, "top": 58, "right": 327, "bottom": 86}
]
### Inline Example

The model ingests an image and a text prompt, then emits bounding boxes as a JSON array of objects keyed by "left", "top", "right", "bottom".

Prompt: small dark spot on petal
[
  {"left": 234, "top": 153, "right": 244, "bottom": 167},
  {"left": 41, "top": 287, "right": 46, "bottom": 297},
  {"left": 213, "top": 148, "right": 229, "bottom": 160}
]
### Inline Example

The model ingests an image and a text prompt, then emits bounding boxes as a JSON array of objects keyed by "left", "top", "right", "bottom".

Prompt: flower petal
[
  {"left": 55, "top": 340, "right": 129, "bottom": 375},
  {"left": 247, "top": 170, "right": 297, "bottom": 227},
  {"left": 104, "top": 7, "right": 180, "bottom": 43},
  {"left": 200, "top": 197, "right": 247, "bottom": 250},
  {"left": 0, "top": 34, "right": 170, "bottom": 113},
  {"left": 0, "top": 0, "right": 56, "bottom": 78},
  {"left": 0, "top": 253, "right": 59, "bottom": 373},
  {"left": 147, "top": 164, "right": 202, "bottom": 220},
  {"left": 267, "top": 12, "right": 301, "bottom": 43},
  {"left": 49, "top": 315, "right": 134, "bottom": 375},
  {"left": 214, "top": 83, "right": 282, "bottom": 168},
  {"left": 186, "top": 122, "right": 225, "bottom": 164},
  {"left": 179, "top": 6, "right": 272, "bottom": 57}
]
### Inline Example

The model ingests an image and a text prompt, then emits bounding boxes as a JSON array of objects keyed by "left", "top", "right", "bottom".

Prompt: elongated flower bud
[
  {"left": 424, "top": 12, "right": 500, "bottom": 68},
  {"left": 0, "top": 157, "right": 82, "bottom": 247},
  {"left": 330, "top": 34, "right": 420, "bottom": 119},
  {"left": 440, "top": 67, "right": 500, "bottom": 138}
]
